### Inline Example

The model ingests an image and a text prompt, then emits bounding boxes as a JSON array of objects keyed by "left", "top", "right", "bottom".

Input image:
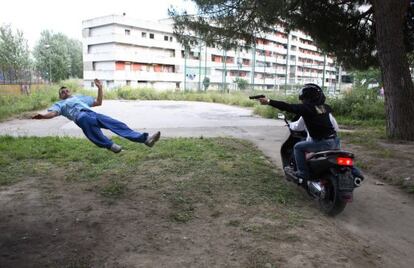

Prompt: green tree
[
  {"left": 68, "top": 39, "right": 83, "bottom": 78},
  {"left": 0, "top": 24, "right": 31, "bottom": 82},
  {"left": 234, "top": 77, "right": 249, "bottom": 90},
  {"left": 170, "top": 0, "right": 414, "bottom": 140},
  {"left": 33, "top": 30, "right": 82, "bottom": 82},
  {"left": 203, "top": 76, "right": 210, "bottom": 90},
  {"left": 352, "top": 68, "right": 382, "bottom": 88}
]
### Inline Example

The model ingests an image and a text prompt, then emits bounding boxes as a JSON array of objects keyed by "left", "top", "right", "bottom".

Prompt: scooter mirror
[{"left": 277, "top": 113, "right": 286, "bottom": 120}]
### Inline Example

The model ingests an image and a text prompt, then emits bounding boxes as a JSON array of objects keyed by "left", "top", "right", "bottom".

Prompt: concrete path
[{"left": 1, "top": 100, "right": 414, "bottom": 267}]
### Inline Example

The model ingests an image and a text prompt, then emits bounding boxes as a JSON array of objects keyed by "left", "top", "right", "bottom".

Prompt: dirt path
[{"left": 0, "top": 100, "right": 413, "bottom": 267}]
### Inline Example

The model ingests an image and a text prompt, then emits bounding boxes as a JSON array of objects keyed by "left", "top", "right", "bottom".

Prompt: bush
[
  {"left": 328, "top": 86, "right": 385, "bottom": 122},
  {"left": 0, "top": 84, "right": 58, "bottom": 121}
]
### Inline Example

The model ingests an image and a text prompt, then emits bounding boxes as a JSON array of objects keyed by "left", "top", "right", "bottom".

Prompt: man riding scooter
[{"left": 258, "top": 83, "right": 337, "bottom": 184}]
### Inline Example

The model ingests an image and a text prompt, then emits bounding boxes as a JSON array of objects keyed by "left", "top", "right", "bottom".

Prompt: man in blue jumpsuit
[{"left": 32, "top": 79, "right": 161, "bottom": 153}]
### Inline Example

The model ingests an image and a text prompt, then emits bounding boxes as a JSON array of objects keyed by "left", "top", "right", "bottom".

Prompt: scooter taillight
[{"left": 337, "top": 157, "right": 353, "bottom": 166}]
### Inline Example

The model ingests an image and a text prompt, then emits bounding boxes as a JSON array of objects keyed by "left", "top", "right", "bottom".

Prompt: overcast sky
[{"left": 0, "top": 0, "right": 194, "bottom": 49}]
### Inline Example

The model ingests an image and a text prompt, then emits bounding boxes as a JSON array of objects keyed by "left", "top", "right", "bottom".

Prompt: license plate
[{"left": 338, "top": 172, "right": 354, "bottom": 190}]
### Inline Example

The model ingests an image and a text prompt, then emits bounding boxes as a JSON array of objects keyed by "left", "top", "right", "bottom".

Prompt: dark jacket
[{"left": 269, "top": 100, "right": 336, "bottom": 140}]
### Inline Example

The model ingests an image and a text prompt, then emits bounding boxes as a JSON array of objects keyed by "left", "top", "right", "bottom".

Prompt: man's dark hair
[{"left": 59, "top": 86, "right": 68, "bottom": 94}]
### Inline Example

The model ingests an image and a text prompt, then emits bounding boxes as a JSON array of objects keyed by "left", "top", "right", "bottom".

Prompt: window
[
  {"left": 125, "top": 29, "right": 130, "bottom": 35},
  {"left": 142, "top": 32, "right": 147, "bottom": 38},
  {"left": 90, "top": 82, "right": 94, "bottom": 87},
  {"left": 149, "top": 33, "right": 154, "bottom": 39},
  {"left": 169, "top": 36, "right": 173, "bottom": 42},
  {"left": 164, "top": 35, "right": 169, "bottom": 41}
]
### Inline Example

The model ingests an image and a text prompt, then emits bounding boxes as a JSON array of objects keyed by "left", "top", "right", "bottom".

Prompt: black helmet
[{"left": 298, "top": 83, "right": 325, "bottom": 104}]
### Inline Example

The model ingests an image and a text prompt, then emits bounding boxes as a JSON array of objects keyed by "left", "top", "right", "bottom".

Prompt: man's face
[{"left": 59, "top": 88, "right": 71, "bottom": 99}]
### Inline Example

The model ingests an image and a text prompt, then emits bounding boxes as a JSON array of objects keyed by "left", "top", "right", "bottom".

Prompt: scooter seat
[{"left": 308, "top": 150, "right": 354, "bottom": 160}]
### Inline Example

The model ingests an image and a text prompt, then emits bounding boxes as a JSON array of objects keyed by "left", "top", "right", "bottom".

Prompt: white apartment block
[{"left": 82, "top": 15, "right": 338, "bottom": 91}]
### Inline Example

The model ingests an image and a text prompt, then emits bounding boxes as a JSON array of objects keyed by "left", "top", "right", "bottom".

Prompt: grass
[
  {"left": 0, "top": 85, "right": 58, "bottom": 121},
  {"left": 0, "top": 136, "right": 299, "bottom": 216},
  {"left": 340, "top": 125, "right": 414, "bottom": 193},
  {"left": 0, "top": 80, "right": 83, "bottom": 122}
]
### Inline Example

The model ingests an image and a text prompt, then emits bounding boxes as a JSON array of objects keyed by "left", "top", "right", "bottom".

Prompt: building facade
[{"left": 82, "top": 15, "right": 338, "bottom": 91}]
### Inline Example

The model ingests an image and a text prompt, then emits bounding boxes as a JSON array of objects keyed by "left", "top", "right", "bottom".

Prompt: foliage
[
  {"left": 0, "top": 24, "right": 31, "bottom": 82},
  {"left": 0, "top": 84, "right": 58, "bottom": 121},
  {"left": 170, "top": 1, "right": 413, "bottom": 70},
  {"left": 351, "top": 68, "right": 382, "bottom": 89},
  {"left": 203, "top": 76, "right": 210, "bottom": 90},
  {"left": 234, "top": 77, "right": 249, "bottom": 90},
  {"left": 32, "top": 30, "right": 83, "bottom": 82},
  {"left": 328, "top": 86, "right": 385, "bottom": 122},
  {"left": 408, "top": 52, "right": 414, "bottom": 69}
]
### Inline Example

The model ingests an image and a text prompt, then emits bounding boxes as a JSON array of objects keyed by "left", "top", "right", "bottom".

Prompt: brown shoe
[{"left": 144, "top": 131, "right": 161, "bottom": 147}]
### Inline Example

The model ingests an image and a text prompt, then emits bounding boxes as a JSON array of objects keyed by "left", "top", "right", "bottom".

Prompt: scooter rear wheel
[{"left": 319, "top": 174, "right": 347, "bottom": 216}]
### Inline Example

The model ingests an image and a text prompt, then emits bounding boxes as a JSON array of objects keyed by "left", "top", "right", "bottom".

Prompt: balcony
[{"left": 84, "top": 70, "right": 182, "bottom": 82}]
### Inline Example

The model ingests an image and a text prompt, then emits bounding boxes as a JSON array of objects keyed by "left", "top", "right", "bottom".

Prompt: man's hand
[
  {"left": 32, "top": 114, "right": 44, "bottom": 119},
  {"left": 94, "top": 78, "right": 102, "bottom": 88},
  {"left": 31, "top": 111, "right": 58, "bottom": 119},
  {"left": 258, "top": 97, "right": 270, "bottom": 105},
  {"left": 93, "top": 78, "right": 103, "bottom": 107}
]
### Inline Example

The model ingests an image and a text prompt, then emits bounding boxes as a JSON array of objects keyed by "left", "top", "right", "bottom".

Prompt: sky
[{"left": 0, "top": 0, "right": 194, "bottom": 49}]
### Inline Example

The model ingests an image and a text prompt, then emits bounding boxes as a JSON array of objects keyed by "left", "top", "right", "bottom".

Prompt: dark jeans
[{"left": 294, "top": 138, "right": 337, "bottom": 180}]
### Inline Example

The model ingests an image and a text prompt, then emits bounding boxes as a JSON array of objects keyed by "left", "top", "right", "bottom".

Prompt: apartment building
[{"left": 82, "top": 15, "right": 338, "bottom": 91}]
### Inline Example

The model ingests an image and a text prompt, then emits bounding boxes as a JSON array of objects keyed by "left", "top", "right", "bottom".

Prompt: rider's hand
[{"left": 258, "top": 97, "right": 270, "bottom": 105}]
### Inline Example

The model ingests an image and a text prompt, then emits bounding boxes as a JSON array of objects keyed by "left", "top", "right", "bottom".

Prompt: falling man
[{"left": 32, "top": 79, "right": 161, "bottom": 153}]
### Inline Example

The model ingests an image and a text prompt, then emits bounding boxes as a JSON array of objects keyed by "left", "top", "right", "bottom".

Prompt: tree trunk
[{"left": 372, "top": 0, "right": 414, "bottom": 140}]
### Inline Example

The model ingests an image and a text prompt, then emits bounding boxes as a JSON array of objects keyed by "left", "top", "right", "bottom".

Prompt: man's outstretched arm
[
  {"left": 92, "top": 78, "right": 103, "bottom": 107},
  {"left": 32, "top": 111, "right": 58, "bottom": 119}
]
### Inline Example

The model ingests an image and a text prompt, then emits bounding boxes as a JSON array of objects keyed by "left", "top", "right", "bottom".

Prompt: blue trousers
[
  {"left": 75, "top": 110, "right": 148, "bottom": 149},
  {"left": 294, "top": 138, "right": 337, "bottom": 180}
]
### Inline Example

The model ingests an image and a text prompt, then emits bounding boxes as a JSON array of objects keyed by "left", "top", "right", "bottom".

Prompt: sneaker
[
  {"left": 284, "top": 166, "right": 305, "bottom": 185},
  {"left": 283, "top": 166, "right": 295, "bottom": 182},
  {"left": 109, "top": 143, "right": 122, "bottom": 153},
  {"left": 144, "top": 131, "right": 161, "bottom": 147},
  {"left": 293, "top": 171, "right": 306, "bottom": 185}
]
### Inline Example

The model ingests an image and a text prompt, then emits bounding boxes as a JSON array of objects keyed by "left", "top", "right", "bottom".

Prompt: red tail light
[{"left": 337, "top": 157, "right": 353, "bottom": 166}]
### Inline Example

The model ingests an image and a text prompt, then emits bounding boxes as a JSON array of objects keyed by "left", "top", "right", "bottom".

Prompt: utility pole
[
  {"left": 285, "top": 33, "right": 291, "bottom": 94},
  {"left": 251, "top": 39, "right": 256, "bottom": 91},
  {"left": 44, "top": 44, "right": 52, "bottom": 83},
  {"left": 198, "top": 42, "right": 202, "bottom": 91},
  {"left": 322, "top": 54, "right": 327, "bottom": 90},
  {"left": 204, "top": 43, "right": 208, "bottom": 91},
  {"left": 184, "top": 48, "right": 188, "bottom": 91},
  {"left": 222, "top": 49, "right": 227, "bottom": 92},
  {"left": 263, "top": 45, "right": 266, "bottom": 88}
]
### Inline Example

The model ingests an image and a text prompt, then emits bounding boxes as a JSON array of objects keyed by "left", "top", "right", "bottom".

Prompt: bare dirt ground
[
  {"left": 0, "top": 101, "right": 413, "bottom": 267},
  {"left": 0, "top": 161, "right": 383, "bottom": 268}
]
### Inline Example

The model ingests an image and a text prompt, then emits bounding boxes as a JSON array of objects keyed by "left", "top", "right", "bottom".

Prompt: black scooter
[{"left": 280, "top": 114, "right": 364, "bottom": 216}]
